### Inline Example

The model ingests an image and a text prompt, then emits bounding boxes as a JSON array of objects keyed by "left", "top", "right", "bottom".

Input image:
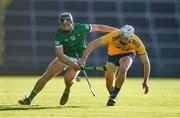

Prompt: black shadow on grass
[{"left": 0, "top": 105, "right": 106, "bottom": 111}]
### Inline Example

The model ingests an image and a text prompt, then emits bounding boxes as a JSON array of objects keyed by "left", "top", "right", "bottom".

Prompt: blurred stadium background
[{"left": 0, "top": 0, "right": 180, "bottom": 77}]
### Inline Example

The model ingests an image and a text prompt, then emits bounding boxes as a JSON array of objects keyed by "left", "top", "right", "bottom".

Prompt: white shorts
[{"left": 63, "top": 55, "right": 80, "bottom": 74}]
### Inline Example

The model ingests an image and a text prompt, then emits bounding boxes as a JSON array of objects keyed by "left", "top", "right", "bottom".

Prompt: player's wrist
[{"left": 81, "top": 56, "right": 86, "bottom": 61}]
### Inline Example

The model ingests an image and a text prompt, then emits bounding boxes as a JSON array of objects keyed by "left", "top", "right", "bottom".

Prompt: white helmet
[{"left": 120, "top": 25, "right": 134, "bottom": 40}]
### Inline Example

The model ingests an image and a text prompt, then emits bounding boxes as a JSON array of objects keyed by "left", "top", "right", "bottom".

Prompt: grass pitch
[{"left": 0, "top": 76, "right": 180, "bottom": 118}]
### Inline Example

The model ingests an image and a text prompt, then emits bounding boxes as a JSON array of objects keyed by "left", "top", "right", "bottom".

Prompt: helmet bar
[{"left": 59, "top": 12, "right": 73, "bottom": 24}]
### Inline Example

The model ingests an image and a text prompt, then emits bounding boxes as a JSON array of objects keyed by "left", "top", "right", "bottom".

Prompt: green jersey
[{"left": 55, "top": 23, "right": 92, "bottom": 58}]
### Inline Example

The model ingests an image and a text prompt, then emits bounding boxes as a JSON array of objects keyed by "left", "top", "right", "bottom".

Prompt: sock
[
  {"left": 110, "top": 86, "right": 120, "bottom": 99},
  {"left": 27, "top": 90, "right": 37, "bottom": 101},
  {"left": 109, "top": 91, "right": 113, "bottom": 95},
  {"left": 64, "top": 88, "right": 70, "bottom": 93}
]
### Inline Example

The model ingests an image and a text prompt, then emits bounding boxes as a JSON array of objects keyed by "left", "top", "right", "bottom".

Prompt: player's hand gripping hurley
[{"left": 75, "top": 52, "right": 96, "bottom": 96}]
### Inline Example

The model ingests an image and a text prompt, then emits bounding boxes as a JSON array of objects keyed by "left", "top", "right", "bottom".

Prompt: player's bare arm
[
  {"left": 79, "top": 38, "right": 105, "bottom": 66},
  {"left": 91, "top": 24, "right": 117, "bottom": 32},
  {"left": 55, "top": 46, "right": 80, "bottom": 70},
  {"left": 79, "top": 30, "right": 116, "bottom": 65},
  {"left": 139, "top": 53, "right": 151, "bottom": 94}
]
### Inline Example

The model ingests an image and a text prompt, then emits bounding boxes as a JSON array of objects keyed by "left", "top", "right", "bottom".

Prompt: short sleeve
[
  {"left": 54, "top": 30, "right": 63, "bottom": 47},
  {"left": 136, "top": 44, "right": 146, "bottom": 55},
  {"left": 132, "top": 35, "right": 146, "bottom": 55},
  {"left": 80, "top": 24, "right": 92, "bottom": 32}
]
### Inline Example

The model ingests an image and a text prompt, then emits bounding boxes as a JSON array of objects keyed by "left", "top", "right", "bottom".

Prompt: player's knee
[
  {"left": 46, "top": 66, "right": 58, "bottom": 75},
  {"left": 64, "top": 76, "right": 74, "bottom": 83},
  {"left": 40, "top": 67, "right": 57, "bottom": 82},
  {"left": 65, "top": 70, "right": 76, "bottom": 78},
  {"left": 64, "top": 76, "right": 74, "bottom": 88},
  {"left": 64, "top": 73, "right": 75, "bottom": 82}
]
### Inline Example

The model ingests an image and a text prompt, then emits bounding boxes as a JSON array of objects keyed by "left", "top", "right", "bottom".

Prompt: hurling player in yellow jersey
[{"left": 79, "top": 25, "right": 151, "bottom": 106}]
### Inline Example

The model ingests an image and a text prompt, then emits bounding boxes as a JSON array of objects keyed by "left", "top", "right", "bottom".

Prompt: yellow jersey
[{"left": 101, "top": 30, "right": 146, "bottom": 55}]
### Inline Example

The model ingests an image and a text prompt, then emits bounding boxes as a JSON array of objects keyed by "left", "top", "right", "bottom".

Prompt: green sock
[
  {"left": 64, "top": 88, "right": 70, "bottom": 93},
  {"left": 27, "top": 90, "right": 37, "bottom": 101}
]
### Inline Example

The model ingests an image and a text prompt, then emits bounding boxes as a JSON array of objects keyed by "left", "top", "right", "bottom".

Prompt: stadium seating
[{"left": 2, "top": 0, "right": 180, "bottom": 77}]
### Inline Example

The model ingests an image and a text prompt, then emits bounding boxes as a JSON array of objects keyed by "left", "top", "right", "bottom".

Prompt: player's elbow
[
  {"left": 87, "top": 43, "right": 96, "bottom": 51},
  {"left": 91, "top": 24, "right": 102, "bottom": 32}
]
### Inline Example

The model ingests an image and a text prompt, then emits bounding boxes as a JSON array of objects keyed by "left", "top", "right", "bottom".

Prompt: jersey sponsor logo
[
  {"left": 132, "top": 40, "right": 141, "bottom": 48},
  {"left": 64, "top": 38, "right": 69, "bottom": 42},
  {"left": 70, "top": 36, "right": 76, "bottom": 41},
  {"left": 64, "top": 36, "right": 76, "bottom": 42}
]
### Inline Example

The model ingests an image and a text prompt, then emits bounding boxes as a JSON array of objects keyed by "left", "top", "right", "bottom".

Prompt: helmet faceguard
[
  {"left": 120, "top": 25, "right": 134, "bottom": 40},
  {"left": 120, "top": 25, "right": 134, "bottom": 45},
  {"left": 59, "top": 12, "right": 74, "bottom": 31}
]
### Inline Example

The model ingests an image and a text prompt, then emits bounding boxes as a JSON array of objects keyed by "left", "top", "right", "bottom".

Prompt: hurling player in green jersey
[{"left": 18, "top": 12, "right": 117, "bottom": 105}]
